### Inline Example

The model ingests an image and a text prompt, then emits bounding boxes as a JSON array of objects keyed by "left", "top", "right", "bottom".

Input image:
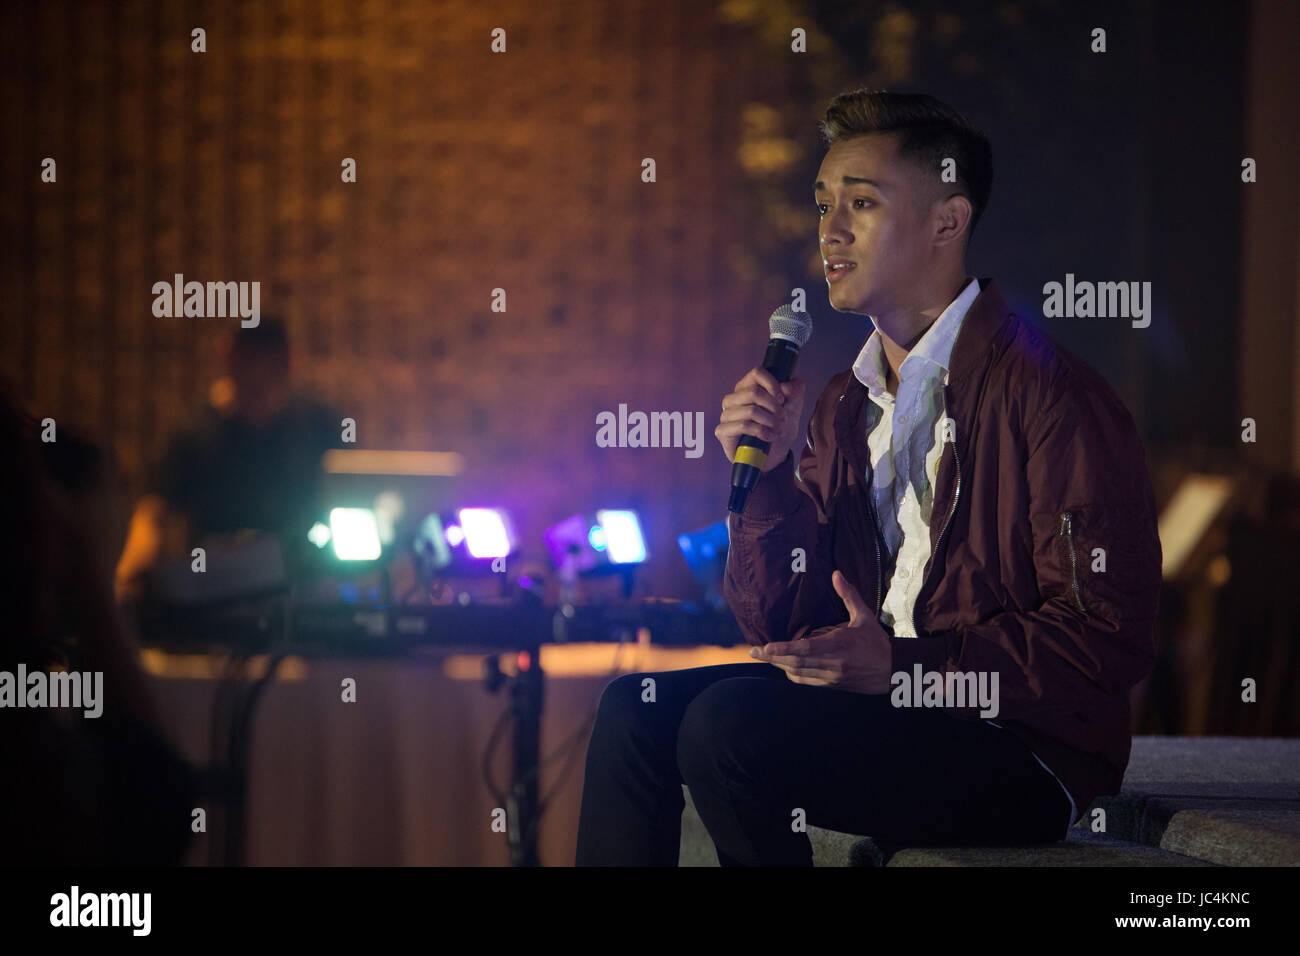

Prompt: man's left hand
[{"left": 750, "top": 570, "right": 893, "bottom": 694}]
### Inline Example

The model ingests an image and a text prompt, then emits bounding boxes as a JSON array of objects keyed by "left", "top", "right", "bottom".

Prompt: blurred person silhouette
[
  {"left": 0, "top": 381, "right": 196, "bottom": 865},
  {"left": 115, "top": 318, "right": 338, "bottom": 602}
]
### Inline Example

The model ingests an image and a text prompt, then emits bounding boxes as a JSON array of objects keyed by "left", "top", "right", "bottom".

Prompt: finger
[
  {"left": 832, "top": 570, "right": 870, "bottom": 626},
  {"left": 768, "top": 660, "right": 841, "bottom": 683},
  {"left": 718, "top": 404, "right": 780, "bottom": 430},
  {"left": 731, "top": 382, "right": 784, "bottom": 416},
  {"left": 737, "top": 367, "right": 785, "bottom": 407},
  {"left": 721, "top": 395, "right": 783, "bottom": 422},
  {"left": 717, "top": 421, "right": 778, "bottom": 444},
  {"left": 755, "top": 640, "right": 823, "bottom": 658},
  {"left": 783, "top": 673, "right": 830, "bottom": 686},
  {"left": 715, "top": 421, "right": 779, "bottom": 444},
  {"left": 762, "top": 654, "right": 843, "bottom": 673},
  {"left": 722, "top": 386, "right": 775, "bottom": 413},
  {"left": 775, "top": 630, "right": 847, "bottom": 656}
]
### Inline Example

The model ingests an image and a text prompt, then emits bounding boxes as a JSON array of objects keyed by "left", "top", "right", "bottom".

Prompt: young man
[{"left": 575, "top": 89, "right": 1161, "bottom": 866}]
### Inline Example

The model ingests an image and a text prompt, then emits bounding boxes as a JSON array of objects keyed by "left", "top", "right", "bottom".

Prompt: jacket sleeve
[
  {"left": 723, "top": 386, "right": 843, "bottom": 646},
  {"left": 890, "top": 376, "right": 1163, "bottom": 719}
]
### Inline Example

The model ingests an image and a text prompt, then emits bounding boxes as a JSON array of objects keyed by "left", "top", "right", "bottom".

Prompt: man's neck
[{"left": 874, "top": 273, "right": 971, "bottom": 391}]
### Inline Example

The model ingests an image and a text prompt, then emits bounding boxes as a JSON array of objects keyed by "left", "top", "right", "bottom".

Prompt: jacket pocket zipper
[{"left": 1060, "top": 511, "right": 1087, "bottom": 614}]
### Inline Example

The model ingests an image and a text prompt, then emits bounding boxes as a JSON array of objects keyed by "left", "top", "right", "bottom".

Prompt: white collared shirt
[
  {"left": 851, "top": 277, "right": 1078, "bottom": 830},
  {"left": 852, "top": 277, "right": 979, "bottom": 639}
]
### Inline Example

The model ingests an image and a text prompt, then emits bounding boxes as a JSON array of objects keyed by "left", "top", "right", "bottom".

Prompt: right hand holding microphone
[{"left": 715, "top": 367, "right": 807, "bottom": 474}]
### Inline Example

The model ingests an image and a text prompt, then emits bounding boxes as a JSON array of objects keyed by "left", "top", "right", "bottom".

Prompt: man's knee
[
  {"left": 593, "top": 672, "right": 653, "bottom": 733},
  {"left": 676, "top": 678, "right": 765, "bottom": 778}
]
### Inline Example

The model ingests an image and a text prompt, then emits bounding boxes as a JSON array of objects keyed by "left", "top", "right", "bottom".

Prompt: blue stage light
[{"left": 596, "top": 509, "right": 647, "bottom": 564}]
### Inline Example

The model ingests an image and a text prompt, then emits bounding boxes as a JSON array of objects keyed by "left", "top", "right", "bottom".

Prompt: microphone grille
[{"left": 769, "top": 304, "right": 813, "bottom": 347}]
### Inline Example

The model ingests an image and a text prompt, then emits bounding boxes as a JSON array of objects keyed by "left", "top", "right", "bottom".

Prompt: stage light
[
  {"left": 545, "top": 510, "right": 647, "bottom": 575},
  {"left": 597, "top": 509, "right": 647, "bottom": 564},
  {"left": 329, "top": 507, "right": 382, "bottom": 561},
  {"left": 677, "top": 520, "right": 727, "bottom": 568},
  {"left": 307, "top": 522, "right": 332, "bottom": 549},
  {"left": 677, "top": 519, "right": 730, "bottom": 609},
  {"left": 444, "top": 523, "right": 465, "bottom": 547},
  {"left": 457, "top": 507, "right": 513, "bottom": 559}
]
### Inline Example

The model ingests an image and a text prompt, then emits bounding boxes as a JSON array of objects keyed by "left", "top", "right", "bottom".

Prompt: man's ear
[{"left": 933, "top": 193, "right": 973, "bottom": 249}]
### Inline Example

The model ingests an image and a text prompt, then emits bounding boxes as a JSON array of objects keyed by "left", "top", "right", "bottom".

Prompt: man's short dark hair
[{"left": 818, "top": 89, "right": 994, "bottom": 237}]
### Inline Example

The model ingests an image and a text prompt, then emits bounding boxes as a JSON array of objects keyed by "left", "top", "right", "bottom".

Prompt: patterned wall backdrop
[
  {"left": 0, "top": 0, "right": 1255, "bottom": 597},
  {"left": 1, "top": 0, "right": 865, "bottom": 597}
]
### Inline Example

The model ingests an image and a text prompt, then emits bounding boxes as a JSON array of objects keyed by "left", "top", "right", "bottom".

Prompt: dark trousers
[{"left": 574, "top": 662, "right": 1073, "bottom": 866}]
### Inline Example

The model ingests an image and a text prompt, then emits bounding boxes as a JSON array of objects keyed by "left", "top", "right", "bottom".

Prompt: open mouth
[{"left": 825, "top": 262, "right": 856, "bottom": 282}]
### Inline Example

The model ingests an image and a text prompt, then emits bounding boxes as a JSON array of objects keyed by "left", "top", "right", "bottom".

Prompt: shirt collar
[{"left": 851, "top": 277, "right": 980, "bottom": 395}]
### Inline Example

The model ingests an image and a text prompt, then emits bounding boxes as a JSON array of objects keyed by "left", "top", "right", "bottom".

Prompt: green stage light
[
  {"left": 307, "top": 521, "right": 332, "bottom": 549},
  {"left": 329, "top": 507, "right": 382, "bottom": 561}
]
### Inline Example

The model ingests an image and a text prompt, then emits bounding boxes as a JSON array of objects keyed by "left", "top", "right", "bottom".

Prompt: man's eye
[{"left": 816, "top": 199, "right": 873, "bottom": 215}]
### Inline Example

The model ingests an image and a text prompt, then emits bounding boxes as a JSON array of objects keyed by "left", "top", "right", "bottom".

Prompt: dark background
[
  {"left": 0, "top": 0, "right": 1277, "bottom": 599},
  {"left": 0, "top": 1, "right": 1297, "bottom": 865}
]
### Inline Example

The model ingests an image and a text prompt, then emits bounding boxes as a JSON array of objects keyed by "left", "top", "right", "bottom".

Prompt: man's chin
[{"left": 827, "top": 284, "right": 872, "bottom": 315}]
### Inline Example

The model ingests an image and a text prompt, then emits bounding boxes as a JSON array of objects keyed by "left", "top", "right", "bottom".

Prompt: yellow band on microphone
[{"left": 733, "top": 445, "right": 768, "bottom": 469}]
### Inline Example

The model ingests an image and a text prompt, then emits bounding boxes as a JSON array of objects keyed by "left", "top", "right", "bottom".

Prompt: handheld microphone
[{"left": 728, "top": 304, "right": 813, "bottom": 514}]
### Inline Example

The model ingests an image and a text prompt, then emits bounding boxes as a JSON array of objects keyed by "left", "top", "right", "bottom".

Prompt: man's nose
[{"left": 820, "top": 211, "right": 851, "bottom": 246}]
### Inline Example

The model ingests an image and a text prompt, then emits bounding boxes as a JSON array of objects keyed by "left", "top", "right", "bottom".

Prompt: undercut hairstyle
[{"left": 818, "top": 89, "right": 994, "bottom": 237}]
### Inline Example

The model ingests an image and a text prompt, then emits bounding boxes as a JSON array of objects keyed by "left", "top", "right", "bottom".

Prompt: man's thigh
[
  {"left": 593, "top": 661, "right": 786, "bottom": 757},
  {"left": 678, "top": 675, "right": 1070, "bottom": 845}
]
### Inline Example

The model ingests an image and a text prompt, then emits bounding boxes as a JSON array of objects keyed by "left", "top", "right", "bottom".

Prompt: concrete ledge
[
  {"left": 1154, "top": 803, "right": 1300, "bottom": 866},
  {"left": 1087, "top": 737, "right": 1300, "bottom": 866},
  {"left": 679, "top": 737, "right": 1300, "bottom": 867},
  {"left": 880, "top": 827, "right": 1215, "bottom": 867}
]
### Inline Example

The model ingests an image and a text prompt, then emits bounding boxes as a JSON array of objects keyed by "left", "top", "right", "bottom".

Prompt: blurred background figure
[
  {"left": 114, "top": 319, "right": 338, "bottom": 602},
  {"left": 0, "top": 381, "right": 195, "bottom": 865}
]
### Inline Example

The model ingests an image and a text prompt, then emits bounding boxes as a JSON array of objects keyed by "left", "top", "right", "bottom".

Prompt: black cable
[
  {"left": 206, "top": 650, "right": 247, "bottom": 867},
  {"left": 224, "top": 646, "right": 288, "bottom": 866},
  {"left": 217, "top": 590, "right": 293, "bottom": 865},
  {"left": 513, "top": 632, "right": 634, "bottom": 857},
  {"left": 479, "top": 703, "right": 514, "bottom": 810}
]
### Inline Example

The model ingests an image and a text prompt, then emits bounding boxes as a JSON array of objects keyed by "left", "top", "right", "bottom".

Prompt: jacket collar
[
  {"left": 946, "top": 276, "right": 1014, "bottom": 393},
  {"left": 851, "top": 276, "right": 981, "bottom": 395},
  {"left": 832, "top": 277, "right": 1015, "bottom": 482}
]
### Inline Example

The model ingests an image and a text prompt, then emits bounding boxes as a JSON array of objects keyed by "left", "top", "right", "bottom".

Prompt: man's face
[{"left": 814, "top": 133, "right": 936, "bottom": 318}]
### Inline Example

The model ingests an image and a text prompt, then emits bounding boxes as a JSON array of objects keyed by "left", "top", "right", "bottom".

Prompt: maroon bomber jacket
[{"left": 722, "top": 277, "right": 1163, "bottom": 821}]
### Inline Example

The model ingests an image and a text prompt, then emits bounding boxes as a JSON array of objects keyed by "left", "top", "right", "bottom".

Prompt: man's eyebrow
[{"left": 813, "top": 176, "right": 885, "bottom": 192}]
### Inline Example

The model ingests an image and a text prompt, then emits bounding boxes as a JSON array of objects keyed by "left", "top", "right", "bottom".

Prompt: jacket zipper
[
  {"left": 852, "top": 392, "right": 884, "bottom": 614},
  {"left": 1060, "top": 511, "right": 1087, "bottom": 613},
  {"left": 865, "top": 491, "right": 883, "bottom": 614},
  {"left": 909, "top": 438, "right": 961, "bottom": 637}
]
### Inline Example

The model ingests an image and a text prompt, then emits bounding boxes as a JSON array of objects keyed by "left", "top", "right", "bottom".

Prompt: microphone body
[{"left": 728, "top": 306, "right": 812, "bottom": 514}]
